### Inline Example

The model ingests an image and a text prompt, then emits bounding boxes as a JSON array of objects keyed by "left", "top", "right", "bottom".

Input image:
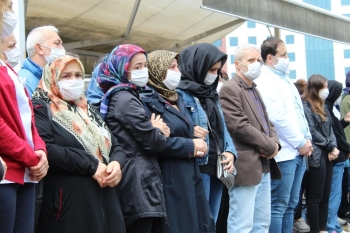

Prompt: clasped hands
[{"left": 93, "top": 161, "right": 122, "bottom": 188}]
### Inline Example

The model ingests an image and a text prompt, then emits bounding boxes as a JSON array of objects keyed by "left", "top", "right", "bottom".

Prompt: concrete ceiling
[{"left": 25, "top": 0, "right": 244, "bottom": 56}]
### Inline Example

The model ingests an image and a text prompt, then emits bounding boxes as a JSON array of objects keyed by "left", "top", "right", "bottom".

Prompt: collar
[
  {"left": 264, "top": 65, "right": 289, "bottom": 80},
  {"left": 237, "top": 75, "right": 256, "bottom": 90},
  {"left": 23, "top": 58, "right": 43, "bottom": 79}
]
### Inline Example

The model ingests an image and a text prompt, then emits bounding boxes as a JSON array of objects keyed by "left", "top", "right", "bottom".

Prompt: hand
[
  {"left": 221, "top": 152, "right": 235, "bottom": 173},
  {"left": 28, "top": 150, "right": 49, "bottom": 181},
  {"left": 331, "top": 148, "right": 340, "bottom": 159},
  {"left": 193, "top": 126, "right": 209, "bottom": 140},
  {"left": 162, "top": 123, "right": 171, "bottom": 137},
  {"left": 298, "top": 139, "right": 313, "bottom": 156},
  {"left": 150, "top": 113, "right": 164, "bottom": 130},
  {"left": 328, "top": 152, "right": 336, "bottom": 161},
  {"left": 192, "top": 139, "right": 207, "bottom": 157},
  {"left": 103, "top": 161, "right": 122, "bottom": 188},
  {"left": 270, "top": 143, "right": 279, "bottom": 158},
  {"left": 0, "top": 156, "right": 7, "bottom": 179},
  {"left": 92, "top": 162, "right": 107, "bottom": 188},
  {"left": 345, "top": 112, "right": 350, "bottom": 123}
]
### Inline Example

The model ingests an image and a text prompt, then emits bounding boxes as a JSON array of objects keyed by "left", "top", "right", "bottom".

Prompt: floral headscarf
[
  {"left": 32, "top": 55, "right": 111, "bottom": 163},
  {"left": 147, "top": 50, "right": 179, "bottom": 102},
  {"left": 97, "top": 44, "right": 147, "bottom": 119}
]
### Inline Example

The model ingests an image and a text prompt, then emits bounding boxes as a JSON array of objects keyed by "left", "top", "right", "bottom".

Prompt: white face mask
[
  {"left": 129, "top": 68, "right": 149, "bottom": 87},
  {"left": 58, "top": 79, "right": 85, "bottom": 101},
  {"left": 2, "top": 11, "right": 17, "bottom": 38},
  {"left": 334, "top": 95, "right": 342, "bottom": 106},
  {"left": 163, "top": 70, "right": 181, "bottom": 90},
  {"left": 273, "top": 56, "right": 290, "bottom": 74},
  {"left": 319, "top": 88, "right": 329, "bottom": 100},
  {"left": 204, "top": 73, "right": 218, "bottom": 85},
  {"left": 41, "top": 44, "right": 66, "bottom": 63},
  {"left": 240, "top": 61, "right": 261, "bottom": 81},
  {"left": 4, "top": 47, "right": 20, "bottom": 67}
]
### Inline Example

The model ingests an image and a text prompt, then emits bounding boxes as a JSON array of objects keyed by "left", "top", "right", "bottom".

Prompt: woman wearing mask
[
  {"left": 32, "top": 55, "right": 126, "bottom": 233},
  {"left": 0, "top": 1, "right": 49, "bottom": 232},
  {"left": 139, "top": 50, "right": 215, "bottom": 233},
  {"left": 95, "top": 44, "right": 168, "bottom": 233},
  {"left": 1, "top": 33, "right": 20, "bottom": 67},
  {"left": 177, "top": 43, "right": 237, "bottom": 222},
  {"left": 303, "top": 74, "right": 339, "bottom": 233},
  {"left": 325, "top": 80, "right": 350, "bottom": 233}
]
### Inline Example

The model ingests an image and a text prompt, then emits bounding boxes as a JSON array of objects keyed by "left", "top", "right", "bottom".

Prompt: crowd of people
[{"left": 2, "top": 1, "right": 350, "bottom": 233}]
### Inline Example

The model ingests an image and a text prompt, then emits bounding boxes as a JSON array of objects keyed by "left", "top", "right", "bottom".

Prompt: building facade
[{"left": 214, "top": 0, "right": 350, "bottom": 84}]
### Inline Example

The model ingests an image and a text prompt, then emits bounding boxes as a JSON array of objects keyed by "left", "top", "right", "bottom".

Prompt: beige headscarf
[
  {"left": 32, "top": 55, "right": 111, "bottom": 163},
  {"left": 147, "top": 50, "right": 179, "bottom": 102}
]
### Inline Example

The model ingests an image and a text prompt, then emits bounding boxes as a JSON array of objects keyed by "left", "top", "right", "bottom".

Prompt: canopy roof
[{"left": 25, "top": 0, "right": 244, "bottom": 57}]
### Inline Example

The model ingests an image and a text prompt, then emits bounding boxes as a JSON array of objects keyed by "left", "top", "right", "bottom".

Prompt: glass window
[
  {"left": 342, "top": 0, "right": 350, "bottom": 6},
  {"left": 288, "top": 52, "right": 296, "bottom": 62},
  {"left": 248, "top": 37, "right": 257, "bottom": 45},
  {"left": 247, "top": 21, "right": 256, "bottom": 28},
  {"left": 286, "top": 35, "right": 294, "bottom": 44},
  {"left": 289, "top": 70, "right": 297, "bottom": 79},
  {"left": 345, "top": 67, "right": 350, "bottom": 76},
  {"left": 344, "top": 49, "right": 350, "bottom": 58},
  {"left": 230, "top": 37, "right": 238, "bottom": 47},
  {"left": 213, "top": 39, "right": 222, "bottom": 47},
  {"left": 230, "top": 55, "right": 235, "bottom": 64}
]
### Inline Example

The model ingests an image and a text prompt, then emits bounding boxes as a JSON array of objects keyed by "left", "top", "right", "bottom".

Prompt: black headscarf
[
  {"left": 343, "top": 70, "right": 350, "bottom": 95},
  {"left": 178, "top": 43, "right": 227, "bottom": 150},
  {"left": 326, "top": 80, "right": 342, "bottom": 106}
]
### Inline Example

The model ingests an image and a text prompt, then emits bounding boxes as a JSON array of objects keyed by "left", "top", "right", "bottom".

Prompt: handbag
[{"left": 205, "top": 115, "right": 236, "bottom": 189}]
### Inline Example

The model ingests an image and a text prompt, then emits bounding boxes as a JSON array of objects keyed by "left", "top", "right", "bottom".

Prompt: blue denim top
[{"left": 177, "top": 89, "right": 237, "bottom": 165}]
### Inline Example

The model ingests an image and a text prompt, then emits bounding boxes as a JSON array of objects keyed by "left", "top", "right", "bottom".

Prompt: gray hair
[
  {"left": 234, "top": 44, "right": 261, "bottom": 62},
  {"left": 26, "top": 25, "right": 59, "bottom": 57}
]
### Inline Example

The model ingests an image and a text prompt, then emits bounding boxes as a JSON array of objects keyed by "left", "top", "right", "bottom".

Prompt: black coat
[
  {"left": 140, "top": 88, "right": 216, "bottom": 233},
  {"left": 33, "top": 99, "right": 126, "bottom": 233},
  {"left": 0, "top": 160, "right": 3, "bottom": 181},
  {"left": 325, "top": 80, "right": 350, "bottom": 164},
  {"left": 303, "top": 100, "right": 337, "bottom": 167},
  {"left": 106, "top": 90, "right": 167, "bottom": 227}
]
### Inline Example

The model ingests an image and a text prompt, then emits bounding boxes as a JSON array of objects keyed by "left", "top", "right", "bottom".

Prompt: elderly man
[
  {"left": 220, "top": 44, "right": 281, "bottom": 233},
  {"left": 255, "top": 37, "right": 313, "bottom": 233},
  {"left": 18, "top": 25, "right": 65, "bottom": 96}
]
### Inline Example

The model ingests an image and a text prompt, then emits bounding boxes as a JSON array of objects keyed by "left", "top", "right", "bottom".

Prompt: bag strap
[
  {"left": 193, "top": 96, "right": 222, "bottom": 156},
  {"left": 204, "top": 113, "right": 222, "bottom": 157}
]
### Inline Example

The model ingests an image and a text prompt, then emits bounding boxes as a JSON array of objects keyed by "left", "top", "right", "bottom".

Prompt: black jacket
[
  {"left": 303, "top": 100, "right": 337, "bottom": 167},
  {"left": 106, "top": 89, "right": 167, "bottom": 227},
  {"left": 0, "top": 160, "right": 3, "bottom": 181},
  {"left": 140, "top": 88, "right": 216, "bottom": 233},
  {"left": 32, "top": 99, "right": 126, "bottom": 233},
  {"left": 325, "top": 80, "right": 350, "bottom": 164}
]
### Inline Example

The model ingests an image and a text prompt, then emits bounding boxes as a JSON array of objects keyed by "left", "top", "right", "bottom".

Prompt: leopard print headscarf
[{"left": 147, "top": 50, "right": 179, "bottom": 102}]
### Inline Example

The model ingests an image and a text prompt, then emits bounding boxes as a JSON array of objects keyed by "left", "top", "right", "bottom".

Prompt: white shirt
[{"left": 255, "top": 65, "right": 311, "bottom": 162}]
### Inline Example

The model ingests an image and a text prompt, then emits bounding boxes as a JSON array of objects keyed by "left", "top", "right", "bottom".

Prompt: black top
[
  {"left": 303, "top": 100, "right": 337, "bottom": 167},
  {"left": 325, "top": 80, "right": 350, "bottom": 164}
]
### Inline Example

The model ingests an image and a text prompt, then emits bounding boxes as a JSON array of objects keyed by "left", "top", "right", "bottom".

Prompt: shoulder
[{"left": 110, "top": 90, "right": 142, "bottom": 110}]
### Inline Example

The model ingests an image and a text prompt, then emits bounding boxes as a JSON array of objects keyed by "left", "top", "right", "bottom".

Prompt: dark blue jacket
[{"left": 140, "top": 88, "right": 215, "bottom": 233}]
